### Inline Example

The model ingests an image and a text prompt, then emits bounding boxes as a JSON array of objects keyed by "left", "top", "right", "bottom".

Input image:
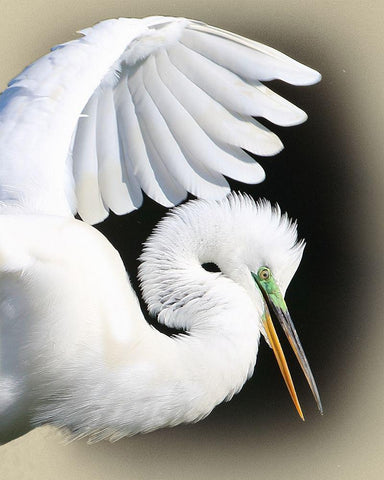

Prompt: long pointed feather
[
  {"left": 96, "top": 85, "right": 135, "bottom": 215},
  {"left": 112, "top": 79, "right": 144, "bottom": 213},
  {"left": 73, "top": 93, "right": 109, "bottom": 224},
  {"left": 185, "top": 22, "right": 321, "bottom": 85},
  {"left": 168, "top": 43, "right": 307, "bottom": 126},
  {"left": 152, "top": 51, "right": 266, "bottom": 184},
  {"left": 129, "top": 59, "right": 230, "bottom": 199},
  {"left": 115, "top": 74, "right": 185, "bottom": 207},
  {"left": 157, "top": 49, "right": 282, "bottom": 158}
]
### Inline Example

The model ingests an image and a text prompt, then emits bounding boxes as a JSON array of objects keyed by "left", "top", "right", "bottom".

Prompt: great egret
[{"left": 0, "top": 16, "right": 322, "bottom": 444}]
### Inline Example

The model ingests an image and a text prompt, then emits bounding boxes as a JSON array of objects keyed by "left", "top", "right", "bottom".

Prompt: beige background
[{"left": 0, "top": 1, "right": 383, "bottom": 479}]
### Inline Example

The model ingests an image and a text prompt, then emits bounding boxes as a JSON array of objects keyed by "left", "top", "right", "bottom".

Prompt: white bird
[{"left": 0, "top": 16, "right": 322, "bottom": 444}]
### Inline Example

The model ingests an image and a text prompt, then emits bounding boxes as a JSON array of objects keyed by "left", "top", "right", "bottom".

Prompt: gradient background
[{"left": 0, "top": 1, "right": 383, "bottom": 479}]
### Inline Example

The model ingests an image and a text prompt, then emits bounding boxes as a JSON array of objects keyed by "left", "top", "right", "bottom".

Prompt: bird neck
[
  {"left": 55, "top": 304, "right": 260, "bottom": 442},
  {"left": 130, "top": 201, "right": 262, "bottom": 433},
  {"left": 81, "top": 203, "right": 262, "bottom": 439},
  {"left": 129, "top": 304, "right": 260, "bottom": 433}
]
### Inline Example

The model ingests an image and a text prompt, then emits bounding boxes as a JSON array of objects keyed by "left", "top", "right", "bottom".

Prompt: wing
[{"left": 0, "top": 17, "right": 320, "bottom": 224}]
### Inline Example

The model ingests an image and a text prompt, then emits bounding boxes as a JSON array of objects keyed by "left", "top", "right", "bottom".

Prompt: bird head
[
  {"left": 140, "top": 193, "right": 322, "bottom": 418},
  {"left": 209, "top": 194, "right": 322, "bottom": 419}
]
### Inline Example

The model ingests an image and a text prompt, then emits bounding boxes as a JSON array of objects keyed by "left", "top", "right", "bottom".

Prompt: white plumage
[
  {"left": 0, "top": 16, "right": 319, "bottom": 223},
  {"left": 0, "top": 16, "right": 322, "bottom": 444}
]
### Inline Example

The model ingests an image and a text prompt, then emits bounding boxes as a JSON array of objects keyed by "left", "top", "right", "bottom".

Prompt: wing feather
[
  {"left": 96, "top": 85, "right": 134, "bottom": 215},
  {"left": 112, "top": 82, "right": 144, "bottom": 213},
  {"left": 114, "top": 75, "right": 184, "bottom": 207},
  {"left": 129, "top": 59, "right": 229, "bottom": 199},
  {"left": 183, "top": 22, "right": 321, "bottom": 85},
  {"left": 0, "top": 17, "right": 320, "bottom": 223},
  {"left": 157, "top": 49, "right": 282, "bottom": 158},
  {"left": 73, "top": 93, "right": 109, "bottom": 224},
  {"left": 167, "top": 43, "right": 307, "bottom": 126},
  {"left": 154, "top": 51, "right": 266, "bottom": 183}
]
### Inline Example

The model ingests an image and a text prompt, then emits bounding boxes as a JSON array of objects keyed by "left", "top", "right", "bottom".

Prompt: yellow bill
[
  {"left": 263, "top": 308, "right": 305, "bottom": 420},
  {"left": 252, "top": 267, "right": 323, "bottom": 419}
]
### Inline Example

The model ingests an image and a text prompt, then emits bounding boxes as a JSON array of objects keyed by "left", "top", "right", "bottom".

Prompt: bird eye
[
  {"left": 258, "top": 267, "right": 271, "bottom": 280},
  {"left": 202, "top": 262, "right": 221, "bottom": 273}
]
